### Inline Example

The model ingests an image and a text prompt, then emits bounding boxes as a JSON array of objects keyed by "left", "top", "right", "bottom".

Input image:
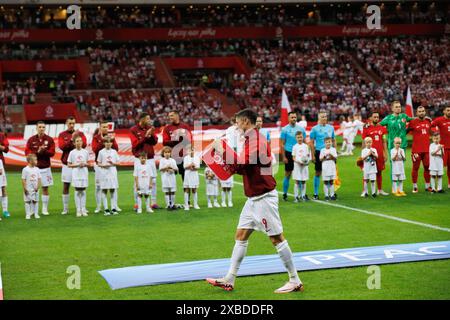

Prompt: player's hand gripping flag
[{"left": 202, "top": 138, "right": 237, "bottom": 180}]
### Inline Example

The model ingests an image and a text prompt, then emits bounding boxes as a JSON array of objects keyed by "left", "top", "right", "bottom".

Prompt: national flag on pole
[
  {"left": 0, "top": 263, "right": 3, "bottom": 300},
  {"left": 405, "top": 86, "right": 414, "bottom": 117},
  {"left": 280, "top": 89, "right": 291, "bottom": 127}
]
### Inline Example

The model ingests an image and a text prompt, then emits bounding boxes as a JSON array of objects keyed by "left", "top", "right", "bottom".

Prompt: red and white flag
[
  {"left": 405, "top": 86, "right": 414, "bottom": 117},
  {"left": 280, "top": 89, "right": 291, "bottom": 127},
  {"left": 201, "top": 139, "right": 237, "bottom": 180},
  {"left": 0, "top": 263, "right": 3, "bottom": 300}
]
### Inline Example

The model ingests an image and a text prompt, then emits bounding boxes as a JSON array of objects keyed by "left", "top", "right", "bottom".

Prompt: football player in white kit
[
  {"left": 183, "top": 145, "right": 201, "bottom": 211},
  {"left": 133, "top": 152, "right": 154, "bottom": 214},
  {"left": 25, "top": 121, "right": 56, "bottom": 216},
  {"left": 67, "top": 135, "right": 90, "bottom": 217},
  {"left": 204, "top": 167, "right": 221, "bottom": 208},
  {"left": 22, "top": 154, "right": 42, "bottom": 220},
  {"left": 292, "top": 131, "right": 311, "bottom": 202},
  {"left": 159, "top": 146, "right": 179, "bottom": 210},
  {"left": 319, "top": 137, "right": 338, "bottom": 200},
  {"left": 97, "top": 137, "right": 120, "bottom": 215}
]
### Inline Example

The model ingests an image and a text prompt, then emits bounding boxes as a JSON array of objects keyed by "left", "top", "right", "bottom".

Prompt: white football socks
[
  {"left": 102, "top": 192, "right": 109, "bottom": 210},
  {"left": 62, "top": 194, "right": 70, "bottom": 212},
  {"left": 95, "top": 186, "right": 102, "bottom": 210},
  {"left": 276, "top": 240, "right": 301, "bottom": 284},
  {"left": 193, "top": 192, "right": 198, "bottom": 207},
  {"left": 224, "top": 240, "right": 248, "bottom": 285},
  {"left": 151, "top": 177, "right": 157, "bottom": 202},
  {"left": 41, "top": 195, "right": 49, "bottom": 213},
  {"left": 2, "top": 196, "right": 8, "bottom": 212}
]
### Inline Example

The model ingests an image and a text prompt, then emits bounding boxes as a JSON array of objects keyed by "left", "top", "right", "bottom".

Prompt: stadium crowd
[
  {"left": 78, "top": 87, "right": 223, "bottom": 127},
  {"left": 0, "top": 2, "right": 446, "bottom": 30}
]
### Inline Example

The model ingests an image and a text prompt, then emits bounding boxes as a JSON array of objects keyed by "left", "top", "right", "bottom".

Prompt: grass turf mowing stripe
[{"left": 199, "top": 174, "right": 450, "bottom": 233}]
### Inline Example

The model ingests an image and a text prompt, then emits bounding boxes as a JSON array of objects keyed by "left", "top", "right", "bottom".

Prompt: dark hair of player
[
  {"left": 235, "top": 108, "right": 257, "bottom": 124},
  {"left": 288, "top": 111, "right": 297, "bottom": 116}
]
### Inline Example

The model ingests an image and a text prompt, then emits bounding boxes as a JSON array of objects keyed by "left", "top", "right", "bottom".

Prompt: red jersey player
[
  {"left": 206, "top": 108, "right": 304, "bottom": 294},
  {"left": 407, "top": 106, "right": 432, "bottom": 193},
  {"left": 130, "top": 113, "right": 159, "bottom": 209},
  {"left": 362, "top": 111, "right": 388, "bottom": 195},
  {"left": 92, "top": 121, "right": 119, "bottom": 213},
  {"left": 162, "top": 110, "right": 192, "bottom": 181},
  {"left": 58, "top": 116, "right": 87, "bottom": 215},
  {"left": 25, "top": 121, "right": 56, "bottom": 215},
  {"left": 0, "top": 130, "right": 9, "bottom": 217},
  {"left": 431, "top": 106, "right": 450, "bottom": 189}
]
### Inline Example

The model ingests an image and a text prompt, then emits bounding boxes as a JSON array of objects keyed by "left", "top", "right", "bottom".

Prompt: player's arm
[
  {"left": 328, "top": 150, "right": 338, "bottom": 161},
  {"left": 58, "top": 134, "right": 72, "bottom": 151},
  {"left": 372, "top": 149, "right": 378, "bottom": 159},
  {"left": 25, "top": 139, "right": 34, "bottom": 155},
  {"left": 44, "top": 138, "right": 56, "bottom": 157},
  {"left": 280, "top": 136, "right": 287, "bottom": 163},
  {"left": 0, "top": 135, "right": 9, "bottom": 153},
  {"left": 80, "top": 133, "right": 87, "bottom": 148},
  {"left": 379, "top": 115, "right": 389, "bottom": 127},
  {"left": 112, "top": 139, "right": 119, "bottom": 151},
  {"left": 162, "top": 127, "right": 177, "bottom": 147},
  {"left": 309, "top": 138, "right": 316, "bottom": 162},
  {"left": 36, "top": 177, "right": 41, "bottom": 192},
  {"left": 22, "top": 178, "right": 28, "bottom": 195},
  {"left": 134, "top": 176, "right": 139, "bottom": 191},
  {"left": 130, "top": 129, "right": 147, "bottom": 150}
]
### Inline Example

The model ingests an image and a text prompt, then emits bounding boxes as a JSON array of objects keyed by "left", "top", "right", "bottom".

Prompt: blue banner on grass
[{"left": 99, "top": 241, "right": 450, "bottom": 290}]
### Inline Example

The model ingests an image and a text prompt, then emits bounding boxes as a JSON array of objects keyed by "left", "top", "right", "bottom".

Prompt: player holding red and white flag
[
  {"left": 280, "top": 89, "right": 291, "bottom": 127},
  {"left": 205, "top": 109, "right": 303, "bottom": 294},
  {"left": 407, "top": 106, "right": 432, "bottom": 193},
  {"left": 405, "top": 86, "right": 414, "bottom": 117}
]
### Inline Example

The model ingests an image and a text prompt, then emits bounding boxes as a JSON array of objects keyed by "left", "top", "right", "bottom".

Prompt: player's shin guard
[
  {"left": 323, "top": 183, "right": 329, "bottom": 196},
  {"left": 294, "top": 183, "right": 299, "bottom": 199},
  {"left": 225, "top": 240, "right": 248, "bottom": 285},
  {"left": 184, "top": 192, "right": 189, "bottom": 208},
  {"left": 301, "top": 182, "right": 307, "bottom": 197},
  {"left": 146, "top": 196, "right": 152, "bottom": 210},
  {"left": 24, "top": 202, "right": 31, "bottom": 218},
  {"left": 136, "top": 196, "right": 142, "bottom": 211},
  {"left": 42, "top": 195, "right": 49, "bottom": 213},
  {"left": 111, "top": 190, "right": 117, "bottom": 210},
  {"left": 193, "top": 192, "right": 198, "bottom": 207},
  {"left": 282, "top": 176, "right": 290, "bottom": 194},
  {"left": 276, "top": 240, "right": 301, "bottom": 284},
  {"left": 371, "top": 181, "right": 376, "bottom": 194}
]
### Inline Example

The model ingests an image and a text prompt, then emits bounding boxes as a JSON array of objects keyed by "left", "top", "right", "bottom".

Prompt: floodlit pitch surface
[{"left": 1, "top": 142, "right": 449, "bottom": 300}]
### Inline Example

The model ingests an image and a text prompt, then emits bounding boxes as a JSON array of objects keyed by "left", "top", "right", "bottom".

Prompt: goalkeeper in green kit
[{"left": 380, "top": 100, "right": 415, "bottom": 152}]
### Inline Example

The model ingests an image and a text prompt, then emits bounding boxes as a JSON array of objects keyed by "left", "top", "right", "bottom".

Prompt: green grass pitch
[{"left": 1, "top": 140, "right": 449, "bottom": 300}]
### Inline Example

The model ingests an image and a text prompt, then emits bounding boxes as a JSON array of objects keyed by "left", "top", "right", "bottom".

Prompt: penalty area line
[{"left": 199, "top": 173, "right": 450, "bottom": 233}]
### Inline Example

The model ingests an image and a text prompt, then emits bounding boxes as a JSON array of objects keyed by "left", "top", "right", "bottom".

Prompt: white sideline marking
[{"left": 199, "top": 173, "right": 450, "bottom": 233}]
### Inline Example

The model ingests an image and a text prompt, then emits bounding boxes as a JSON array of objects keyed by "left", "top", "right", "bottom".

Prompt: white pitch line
[{"left": 199, "top": 173, "right": 450, "bottom": 233}]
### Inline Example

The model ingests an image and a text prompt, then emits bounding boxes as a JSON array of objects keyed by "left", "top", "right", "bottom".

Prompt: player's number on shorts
[{"left": 262, "top": 218, "right": 268, "bottom": 232}]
